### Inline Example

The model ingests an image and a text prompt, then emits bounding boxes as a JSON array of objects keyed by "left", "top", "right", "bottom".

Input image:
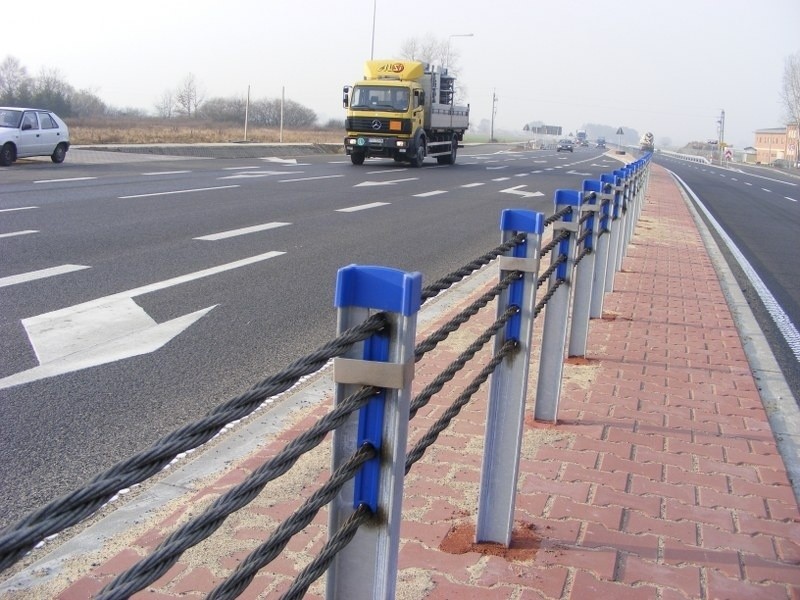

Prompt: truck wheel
[
  {"left": 350, "top": 153, "right": 365, "bottom": 165},
  {"left": 409, "top": 144, "right": 424, "bottom": 168},
  {"left": 437, "top": 137, "right": 458, "bottom": 165},
  {"left": 0, "top": 143, "right": 15, "bottom": 166},
  {"left": 51, "top": 143, "right": 68, "bottom": 164}
]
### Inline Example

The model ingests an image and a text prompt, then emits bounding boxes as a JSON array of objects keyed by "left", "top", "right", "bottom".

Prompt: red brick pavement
[{"left": 6, "top": 164, "right": 800, "bottom": 599}]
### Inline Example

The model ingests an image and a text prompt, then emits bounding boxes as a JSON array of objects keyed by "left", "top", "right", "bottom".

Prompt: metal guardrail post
[
  {"left": 476, "top": 209, "right": 544, "bottom": 546},
  {"left": 617, "top": 167, "right": 635, "bottom": 256},
  {"left": 613, "top": 169, "right": 630, "bottom": 270},
  {"left": 588, "top": 180, "right": 613, "bottom": 319},
  {"left": 602, "top": 172, "right": 622, "bottom": 292},
  {"left": 568, "top": 188, "right": 601, "bottom": 357},
  {"left": 534, "top": 190, "right": 580, "bottom": 423},
  {"left": 328, "top": 265, "right": 421, "bottom": 600}
]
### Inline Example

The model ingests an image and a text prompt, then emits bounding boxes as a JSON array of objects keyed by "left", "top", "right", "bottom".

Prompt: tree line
[{"left": 0, "top": 56, "right": 325, "bottom": 128}]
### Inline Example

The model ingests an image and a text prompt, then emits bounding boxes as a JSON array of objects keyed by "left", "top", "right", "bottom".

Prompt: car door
[
  {"left": 17, "top": 111, "right": 43, "bottom": 157},
  {"left": 36, "top": 111, "right": 63, "bottom": 155}
]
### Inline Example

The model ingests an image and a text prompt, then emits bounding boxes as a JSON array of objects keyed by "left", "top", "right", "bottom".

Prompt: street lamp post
[{"left": 445, "top": 33, "right": 474, "bottom": 70}]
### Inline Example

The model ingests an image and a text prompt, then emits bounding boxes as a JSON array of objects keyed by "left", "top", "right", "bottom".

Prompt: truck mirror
[
  {"left": 416, "top": 90, "right": 424, "bottom": 107},
  {"left": 342, "top": 86, "right": 350, "bottom": 108}
]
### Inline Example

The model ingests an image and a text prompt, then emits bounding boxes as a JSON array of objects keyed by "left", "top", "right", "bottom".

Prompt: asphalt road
[
  {"left": 0, "top": 143, "right": 621, "bottom": 529},
  {"left": 654, "top": 154, "right": 800, "bottom": 404}
]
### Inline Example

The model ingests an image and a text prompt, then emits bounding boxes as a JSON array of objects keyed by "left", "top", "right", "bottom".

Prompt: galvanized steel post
[
  {"left": 476, "top": 209, "right": 544, "bottom": 546},
  {"left": 568, "top": 187, "right": 601, "bottom": 358},
  {"left": 601, "top": 172, "right": 623, "bottom": 293},
  {"left": 328, "top": 265, "right": 421, "bottom": 600},
  {"left": 534, "top": 190, "right": 581, "bottom": 423},
  {"left": 588, "top": 180, "right": 613, "bottom": 318}
]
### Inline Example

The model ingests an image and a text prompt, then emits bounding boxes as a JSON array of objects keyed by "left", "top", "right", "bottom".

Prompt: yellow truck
[{"left": 342, "top": 60, "right": 470, "bottom": 167}]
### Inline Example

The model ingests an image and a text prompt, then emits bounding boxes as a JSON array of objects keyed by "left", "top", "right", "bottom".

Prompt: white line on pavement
[
  {"left": 118, "top": 185, "right": 240, "bottom": 199},
  {"left": 194, "top": 222, "right": 291, "bottom": 241},
  {"left": 336, "top": 202, "right": 390, "bottom": 212},
  {"left": 279, "top": 175, "right": 344, "bottom": 183},
  {"left": 413, "top": 190, "right": 447, "bottom": 197},
  {"left": 34, "top": 177, "right": 97, "bottom": 184},
  {"left": 141, "top": 170, "right": 192, "bottom": 176},
  {"left": 0, "top": 264, "right": 90, "bottom": 288},
  {"left": 0, "top": 230, "right": 38, "bottom": 239},
  {"left": 0, "top": 206, "right": 38, "bottom": 213},
  {"left": 460, "top": 183, "right": 485, "bottom": 188}
]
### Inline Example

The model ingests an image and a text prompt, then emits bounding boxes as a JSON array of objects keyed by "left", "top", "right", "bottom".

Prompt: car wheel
[
  {"left": 0, "top": 143, "right": 15, "bottom": 166},
  {"left": 51, "top": 143, "right": 68, "bottom": 164},
  {"left": 350, "top": 153, "right": 365, "bottom": 165}
]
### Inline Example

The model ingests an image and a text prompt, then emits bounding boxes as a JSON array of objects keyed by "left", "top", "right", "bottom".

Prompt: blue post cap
[
  {"left": 583, "top": 179, "right": 603, "bottom": 193},
  {"left": 600, "top": 173, "right": 618, "bottom": 185},
  {"left": 554, "top": 189, "right": 582, "bottom": 208},
  {"left": 500, "top": 208, "right": 545, "bottom": 235},
  {"left": 335, "top": 265, "right": 422, "bottom": 316},
  {"left": 614, "top": 169, "right": 628, "bottom": 181}
]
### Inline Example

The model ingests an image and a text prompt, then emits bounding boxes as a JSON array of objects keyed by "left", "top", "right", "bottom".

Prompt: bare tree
[
  {"left": 175, "top": 73, "right": 204, "bottom": 118},
  {"left": 780, "top": 51, "right": 800, "bottom": 128},
  {"left": 0, "top": 56, "right": 29, "bottom": 103},
  {"left": 155, "top": 90, "right": 175, "bottom": 118}
]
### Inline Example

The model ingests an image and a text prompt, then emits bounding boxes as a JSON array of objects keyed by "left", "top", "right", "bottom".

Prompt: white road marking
[
  {"left": 366, "top": 169, "right": 408, "bottom": 174},
  {"left": 262, "top": 157, "right": 299, "bottom": 164},
  {"left": 141, "top": 170, "right": 191, "bottom": 176},
  {"left": 34, "top": 177, "right": 97, "bottom": 184},
  {"left": 413, "top": 190, "right": 447, "bottom": 197},
  {"left": 337, "top": 202, "right": 390, "bottom": 212},
  {"left": 279, "top": 175, "right": 344, "bottom": 183},
  {"left": 0, "top": 206, "right": 37, "bottom": 213},
  {"left": 0, "top": 264, "right": 90, "bottom": 288},
  {"left": 354, "top": 177, "right": 418, "bottom": 187},
  {"left": 223, "top": 166, "right": 260, "bottom": 170},
  {"left": 0, "top": 230, "right": 38, "bottom": 239},
  {"left": 762, "top": 188, "right": 771, "bottom": 193},
  {"left": 218, "top": 170, "right": 298, "bottom": 180},
  {"left": 786, "top": 197, "right": 797, "bottom": 202},
  {"left": 492, "top": 177, "right": 510, "bottom": 182},
  {"left": 0, "top": 251, "right": 285, "bottom": 389},
  {"left": 118, "top": 185, "right": 240, "bottom": 199},
  {"left": 500, "top": 185, "right": 544, "bottom": 198},
  {"left": 461, "top": 183, "right": 485, "bottom": 188},
  {"left": 194, "top": 222, "right": 291, "bottom": 241}
]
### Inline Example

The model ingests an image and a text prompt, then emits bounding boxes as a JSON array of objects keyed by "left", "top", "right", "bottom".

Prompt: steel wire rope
[
  {"left": 543, "top": 205, "right": 573, "bottom": 227},
  {"left": 414, "top": 271, "right": 519, "bottom": 362},
  {"left": 534, "top": 278, "right": 566, "bottom": 319},
  {"left": 536, "top": 254, "right": 567, "bottom": 290},
  {"left": 95, "top": 385, "right": 379, "bottom": 600},
  {"left": 409, "top": 305, "right": 518, "bottom": 421},
  {"left": 0, "top": 313, "right": 388, "bottom": 573},
  {"left": 574, "top": 246, "right": 592, "bottom": 265},
  {"left": 280, "top": 504, "right": 373, "bottom": 600},
  {"left": 406, "top": 339, "right": 518, "bottom": 472},
  {"left": 540, "top": 230, "right": 570, "bottom": 259},
  {"left": 420, "top": 233, "right": 526, "bottom": 302},
  {"left": 206, "top": 443, "right": 376, "bottom": 600}
]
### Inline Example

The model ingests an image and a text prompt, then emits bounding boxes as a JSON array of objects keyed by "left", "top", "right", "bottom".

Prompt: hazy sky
[{"left": 5, "top": 0, "right": 798, "bottom": 148}]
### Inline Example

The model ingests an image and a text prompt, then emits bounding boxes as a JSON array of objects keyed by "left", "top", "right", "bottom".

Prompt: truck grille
[{"left": 346, "top": 117, "right": 411, "bottom": 135}]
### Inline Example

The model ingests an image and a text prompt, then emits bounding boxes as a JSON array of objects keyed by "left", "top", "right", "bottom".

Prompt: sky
[{"left": 4, "top": 0, "right": 799, "bottom": 149}]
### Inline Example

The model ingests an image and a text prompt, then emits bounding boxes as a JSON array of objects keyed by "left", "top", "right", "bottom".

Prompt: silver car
[{"left": 0, "top": 107, "right": 70, "bottom": 166}]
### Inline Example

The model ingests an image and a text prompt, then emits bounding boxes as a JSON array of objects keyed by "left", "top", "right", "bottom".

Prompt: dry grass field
[{"left": 68, "top": 117, "right": 343, "bottom": 145}]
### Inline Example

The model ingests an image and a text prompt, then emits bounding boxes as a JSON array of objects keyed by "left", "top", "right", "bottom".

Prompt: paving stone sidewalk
[{"left": 4, "top": 164, "right": 799, "bottom": 599}]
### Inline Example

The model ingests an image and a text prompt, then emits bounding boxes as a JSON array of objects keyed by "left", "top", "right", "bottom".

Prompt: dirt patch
[{"left": 439, "top": 521, "right": 539, "bottom": 561}]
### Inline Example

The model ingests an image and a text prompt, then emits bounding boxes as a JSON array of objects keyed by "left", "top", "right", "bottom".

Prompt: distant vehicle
[
  {"left": 639, "top": 131, "right": 655, "bottom": 152},
  {"left": 0, "top": 107, "right": 70, "bottom": 166},
  {"left": 557, "top": 139, "right": 574, "bottom": 152},
  {"left": 596, "top": 137, "right": 606, "bottom": 149},
  {"left": 576, "top": 129, "right": 587, "bottom": 146}
]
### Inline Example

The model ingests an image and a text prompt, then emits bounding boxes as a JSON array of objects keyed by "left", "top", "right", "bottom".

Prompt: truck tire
[
  {"left": 409, "top": 143, "right": 424, "bottom": 168},
  {"left": 350, "top": 153, "right": 365, "bottom": 165},
  {"left": 437, "top": 136, "right": 458, "bottom": 165}
]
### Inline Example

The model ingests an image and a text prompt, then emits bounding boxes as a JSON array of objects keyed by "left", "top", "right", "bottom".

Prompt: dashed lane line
[
  {"left": 194, "top": 222, "right": 292, "bottom": 241},
  {"left": 336, "top": 202, "right": 391, "bottom": 212},
  {"left": 413, "top": 190, "right": 447, "bottom": 197},
  {"left": 0, "top": 230, "right": 38, "bottom": 239},
  {"left": 0, "top": 264, "right": 91, "bottom": 288},
  {"left": 118, "top": 185, "right": 240, "bottom": 199}
]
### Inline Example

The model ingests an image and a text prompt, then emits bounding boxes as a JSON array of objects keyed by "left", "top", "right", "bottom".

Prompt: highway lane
[
  {"left": 654, "top": 154, "right": 800, "bottom": 403},
  {"left": 0, "top": 144, "right": 619, "bottom": 528}
]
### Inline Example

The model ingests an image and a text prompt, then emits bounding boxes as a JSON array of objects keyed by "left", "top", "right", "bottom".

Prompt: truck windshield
[{"left": 351, "top": 86, "right": 409, "bottom": 111}]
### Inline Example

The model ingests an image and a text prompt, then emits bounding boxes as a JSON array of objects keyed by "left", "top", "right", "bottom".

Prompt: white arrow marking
[
  {"left": 353, "top": 177, "right": 419, "bottom": 187},
  {"left": 499, "top": 185, "right": 545, "bottom": 198},
  {"left": 0, "top": 251, "right": 285, "bottom": 390}
]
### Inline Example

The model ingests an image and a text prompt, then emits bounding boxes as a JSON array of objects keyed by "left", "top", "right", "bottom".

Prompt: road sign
[
  {"left": 725, "top": 149, "right": 732, "bottom": 160},
  {"left": 616, "top": 127, "right": 624, "bottom": 135}
]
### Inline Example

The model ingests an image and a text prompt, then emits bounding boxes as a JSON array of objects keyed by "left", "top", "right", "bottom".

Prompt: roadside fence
[{"left": 0, "top": 153, "right": 651, "bottom": 599}]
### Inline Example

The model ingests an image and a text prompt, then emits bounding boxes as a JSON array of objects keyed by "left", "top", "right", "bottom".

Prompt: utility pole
[
  {"left": 717, "top": 109, "right": 725, "bottom": 164},
  {"left": 490, "top": 90, "right": 497, "bottom": 142}
]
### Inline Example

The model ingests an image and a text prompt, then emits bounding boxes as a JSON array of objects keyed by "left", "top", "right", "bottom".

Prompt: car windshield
[
  {"left": 0, "top": 109, "right": 23, "bottom": 128},
  {"left": 351, "top": 86, "right": 409, "bottom": 111}
]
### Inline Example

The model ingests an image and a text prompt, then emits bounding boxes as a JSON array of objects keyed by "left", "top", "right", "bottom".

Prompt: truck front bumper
[{"left": 344, "top": 135, "right": 411, "bottom": 158}]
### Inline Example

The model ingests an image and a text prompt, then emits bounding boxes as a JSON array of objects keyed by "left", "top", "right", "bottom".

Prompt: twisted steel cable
[
  {"left": 540, "top": 229, "right": 570, "bottom": 259},
  {"left": 544, "top": 205, "right": 572, "bottom": 227},
  {"left": 95, "top": 385, "right": 378, "bottom": 600},
  {"left": 420, "top": 233, "right": 525, "bottom": 302},
  {"left": 534, "top": 279, "right": 566, "bottom": 318},
  {"left": 0, "top": 314, "right": 387, "bottom": 573},
  {"left": 207, "top": 443, "right": 376, "bottom": 600},
  {"left": 409, "top": 305, "right": 518, "bottom": 420},
  {"left": 406, "top": 340, "right": 517, "bottom": 472}
]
